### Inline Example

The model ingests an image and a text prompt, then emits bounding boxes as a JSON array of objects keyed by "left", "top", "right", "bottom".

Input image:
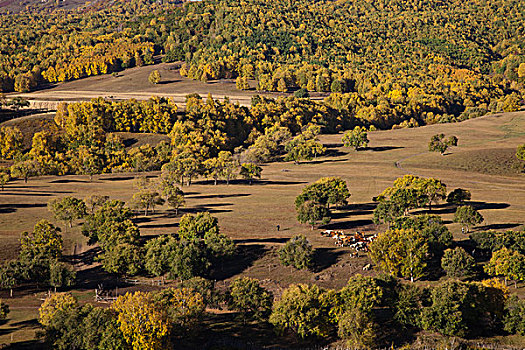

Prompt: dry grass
[
  {"left": 9, "top": 62, "right": 328, "bottom": 108},
  {"left": 0, "top": 111, "right": 524, "bottom": 347}
]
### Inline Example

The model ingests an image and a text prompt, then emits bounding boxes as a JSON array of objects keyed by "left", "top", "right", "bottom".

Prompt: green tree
[
  {"left": 144, "top": 235, "right": 178, "bottom": 277},
  {"left": 0, "top": 169, "right": 10, "bottom": 190},
  {"left": 48, "top": 196, "right": 87, "bottom": 228},
  {"left": 454, "top": 205, "right": 484, "bottom": 232},
  {"left": 130, "top": 190, "right": 165, "bottom": 216},
  {"left": 0, "top": 261, "right": 19, "bottom": 297},
  {"left": 269, "top": 284, "right": 333, "bottom": 339},
  {"left": 11, "top": 159, "right": 40, "bottom": 183},
  {"left": 447, "top": 188, "right": 471, "bottom": 204},
  {"left": 296, "top": 200, "right": 331, "bottom": 229},
  {"left": 441, "top": 247, "right": 476, "bottom": 279},
  {"left": 342, "top": 126, "right": 369, "bottom": 150},
  {"left": 148, "top": 70, "right": 161, "bottom": 84},
  {"left": 284, "top": 134, "right": 326, "bottom": 163},
  {"left": 228, "top": 277, "right": 273, "bottom": 322},
  {"left": 49, "top": 260, "right": 76, "bottom": 292},
  {"left": 337, "top": 307, "right": 378, "bottom": 348},
  {"left": 278, "top": 235, "right": 314, "bottom": 270},
  {"left": 0, "top": 300, "right": 9, "bottom": 320},
  {"left": 373, "top": 200, "right": 403, "bottom": 227},
  {"left": 504, "top": 295, "right": 525, "bottom": 335},
  {"left": 421, "top": 280, "right": 504, "bottom": 337},
  {"left": 429, "top": 134, "right": 458, "bottom": 155},
  {"left": 239, "top": 163, "right": 262, "bottom": 184},
  {"left": 99, "top": 243, "right": 143, "bottom": 276}
]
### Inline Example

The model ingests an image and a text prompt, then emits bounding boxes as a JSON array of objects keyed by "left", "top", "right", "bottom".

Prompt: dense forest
[{"left": 1, "top": 0, "right": 524, "bottom": 128}]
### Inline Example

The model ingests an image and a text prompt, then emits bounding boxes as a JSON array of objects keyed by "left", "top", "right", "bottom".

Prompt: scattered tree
[
  {"left": 278, "top": 235, "right": 314, "bottom": 270},
  {"left": 454, "top": 205, "right": 484, "bottom": 232},
  {"left": 240, "top": 163, "right": 262, "bottom": 184},
  {"left": 148, "top": 70, "right": 161, "bottom": 84},
  {"left": 429, "top": 133, "right": 458, "bottom": 155},
  {"left": 48, "top": 196, "right": 87, "bottom": 228},
  {"left": 342, "top": 126, "right": 369, "bottom": 150},
  {"left": 296, "top": 200, "right": 331, "bottom": 229},
  {"left": 447, "top": 188, "right": 472, "bottom": 204}
]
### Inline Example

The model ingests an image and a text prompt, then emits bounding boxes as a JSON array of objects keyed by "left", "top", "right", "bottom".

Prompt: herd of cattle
[{"left": 321, "top": 230, "right": 377, "bottom": 252}]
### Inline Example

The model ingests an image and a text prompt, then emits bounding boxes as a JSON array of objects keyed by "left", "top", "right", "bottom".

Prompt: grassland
[{"left": 0, "top": 111, "right": 524, "bottom": 348}]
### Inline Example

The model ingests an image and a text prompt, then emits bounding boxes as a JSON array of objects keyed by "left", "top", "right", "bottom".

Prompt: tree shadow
[
  {"left": 158, "top": 80, "right": 180, "bottom": 84},
  {"left": 187, "top": 194, "right": 251, "bottom": 200},
  {"left": 306, "top": 158, "right": 348, "bottom": 165},
  {"left": 102, "top": 176, "right": 135, "bottom": 182},
  {"left": 9, "top": 319, "right": 40, "bottom": 328},
  {"left": 475, "top": 223, "right": 521, "bottom": 231},
  {"left": 249, "top": 180, "right": 308, "bottom": 186},
  {"left": 2, "top": 340, "right": 45, "bottom": 350},
  {"left": 234, "top": 238, "right": 288, "bottom": 244},
  {"left": 313, "top": 248, "right": 346, "bottom": 272},
  {"left": 320, "top": 219, "right": 374, "bottom": 230},
  {"left": 323, "top": 149, "right": 346, "bottom": 157},
  {"left": 365, "top": 146, "right": 404, "bottom": 152},
  {"left": 211, "top": 244, "right": 268, "bottom": 281},
  {"left": 74, "top": 265, "right": 119, "bottom": 290},
  {"left": 0, "top": 192, "right": 53, "bottom": 197},
  {"left": 468, "top": 201, "right": 510, "bottom": 210},
  {"left": 0, "top": 203, "right": 46, "bottom": 211},
  {"left": 49, "top": 179, "right": 90, "bottom": 184},
  {"left": 140, "top": 222, "right": 180, "bottom": 229}
]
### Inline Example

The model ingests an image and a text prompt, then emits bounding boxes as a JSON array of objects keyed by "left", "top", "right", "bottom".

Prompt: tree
[
  {"left": 295, "top": 177, "right": 350, "bottom": 208},
  {"left": 504, "top": 295, "right": 525, "bottom": 335},
  {"left": 49, "top": 260, "right": 76, "bottom": 292},
  {"left": 48, "top": 196, "right": 87, "bottom": 228},
  {"left": 484, "top": 247, "right": 525, "bottom": 287},
  {"left": 0, "top": 300, "right": 9, "bottom": 320},
  {"left": 342, "top": 126, "right": 369, "bottom": 150},
  {"left": 441, "top": 247, "right": 476, "bottom": 279},
  {"left": 454, "top": 205, "right": 483, "bottom": 232},
  {"left": 0, "top": 261, "right": 18, "bottom": 297},
  {"left": 373, "top": 200, "right": 403, "bottom": 227},
  {"left": 369, "top": 229, "right": 428, "bottom": 282},
  {"left": 130, "top": 190, "right": 165, "bottom": 216},
  {"left": 240, "top": 163, "right": 262, "bottom": 184},
  {"left": 337, "top": 307, "right": 378, "bottom": 348},
  {"left": 99, "top": 243, "right": 143, "bottom": 276},
  {"left": 296, "top": 200, "right": 331, "bottom": 229},
  {"left": 38, "top": 293, "right": 78, "bottom": 327},
  {"left": 153, "top": 287, "right": 205, "bottom": 336},
  {"left": 516, "top": 144, "right": 525, "bottom": 162},
  {"left": 112, "top": 292, "right": 168, "bottom": 350},
  {"left": 169, "top": 240, "right": 211, "bottom": 280},
  {"left": 0, "top": 169, "right": 10, "bottom": 190},
  {"left": 0, "top": 126, "right": 23, "bottom": 160},
  {"left": 269, "top": 284, "right": 333, "bottom": 339},
  {"left": 228, "top": 277, "right": 273, "bottom": 322},
  {"left": 20, "top": 219, "right": 63, "bottom": 259},
  {"left": 392, "top": 214, "right": 453, "bottom": 255},
  {"left": 278, "top": 235, "right": 314, "bottom": 270},
  {"left": 447, "top": 188, "right": 471, "bottom": 204},
  {"left": 144, "top": 235, "right": 178, "bottom": 277},
  {"left": 429, "top": 133, "right": 458, "bottom": 155},
  {"left": 167, "top": 192, "right": 185, "bottom": 216},
  {"left": 284, "top": 134, "right": 326, "bottom": 163},
  {"left": 148, "top": 70, "right": 161, "bottom": 84},
  {"left": 294, "top": 88, "right": 309, "bottom": 98},
  {"left": 11, "top": 159, "right": 40, "bottom": 183},
  {"left": 421, "top": 280, "right": 504, "bottom": 337}
]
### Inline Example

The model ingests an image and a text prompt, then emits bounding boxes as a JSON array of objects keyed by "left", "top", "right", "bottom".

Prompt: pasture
[{"left": 0, "top": 110, "right": 524, "bottom": 347}]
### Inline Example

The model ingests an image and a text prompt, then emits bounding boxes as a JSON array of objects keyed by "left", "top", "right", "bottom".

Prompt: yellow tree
[
  {"left": 0, "top": 126, "right": 23, "bottom": 160},
  {"left": 38, "top": 292, "right": 78, "bottom": 327},
  {"left": 112, "top": 292, "right": 168, "bottom": 350}
]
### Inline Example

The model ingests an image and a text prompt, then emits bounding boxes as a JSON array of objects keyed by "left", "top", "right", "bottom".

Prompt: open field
[
  {"left": 7, "top": 62, "right": 323, "bottom": 109},
  {"left": 0, "top": 111, "right": 524, "bottom": 348}
]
